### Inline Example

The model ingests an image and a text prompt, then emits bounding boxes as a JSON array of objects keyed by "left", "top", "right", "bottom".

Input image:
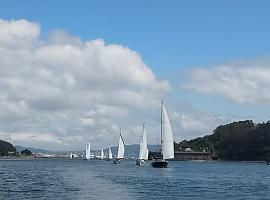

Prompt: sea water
[{"left": 0, "top": 159, "right": 269, "bottom": 200}]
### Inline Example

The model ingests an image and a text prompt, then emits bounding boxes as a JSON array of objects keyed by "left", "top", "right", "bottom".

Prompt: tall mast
[{"left": 161, "top": 100, "right": 163, "bottom": 159}]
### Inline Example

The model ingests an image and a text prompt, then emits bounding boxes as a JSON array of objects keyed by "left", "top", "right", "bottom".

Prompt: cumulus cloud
[
  {"left": 0, "top": 19, "right": 40, "bottom": 48},
  {"left": 170, "top": 110, "right": 229, "bottom": 141},
  {"left": 0, "top": 19, "right": 170, "bottom": 150},
  {"left": 0, "top": 95, "right": 29, "bottom": 119},
  {"left": 184, "top": 59, "right": 270, "bottom": 105}
]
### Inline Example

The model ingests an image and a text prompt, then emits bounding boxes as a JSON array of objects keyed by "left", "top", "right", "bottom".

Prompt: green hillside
[
  {"left": 175, "top": 120, "right": 270, "bottom": 161},
  {"left": 0, "top": 140, "right": 17, "bottom": 156}
]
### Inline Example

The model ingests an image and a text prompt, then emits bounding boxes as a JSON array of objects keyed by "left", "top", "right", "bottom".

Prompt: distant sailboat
[
  {"left": 106, "top": 146, "right": 113, "bottom": 161},
  {"left": 113, "top": 129, "right": 125, "bottom": 164},
  {"left": 70, "top": 152, "right": 73, "bottom": 159},
  {"left": 84, "top": 141, "right": 91, "bottom": 160},
  {"left": 136, "top": 122, "right": 148, "bottom": 165},
  {"left": 100, "top": 148, "right": 104, "bottom": 160},
  {"left": 152, "top": 101, "right": 174, "bottom": 168}
]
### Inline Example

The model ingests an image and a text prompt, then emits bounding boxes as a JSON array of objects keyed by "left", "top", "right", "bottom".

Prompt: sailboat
[
  {"left": 136, "top": 122, "right": 148, "bottom": 165},
  {"left": 113, "top": 129, "right": 125, "bottom": 164},
  {"left": 106, "top": 146, "right": 113, "bottom": 161},
  {"left": 100, "top": 148, "right": 104, "bottom": 160},
  {"left": 84, "top": 141, "right": 91, "bottom": 160},
  {"left": 152, "top": 101, "right": 174, "bottom": 168}
]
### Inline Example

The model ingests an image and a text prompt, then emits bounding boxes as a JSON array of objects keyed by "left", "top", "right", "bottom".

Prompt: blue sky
[
  {"left": 2, "top": 0, "right": 270, "bottom": 69},
  {"left": 1, "top": 1, "right": 270, "bottom": 149},
  {"left": 2, "top": 1, "right": 268, "bottom": 80}
]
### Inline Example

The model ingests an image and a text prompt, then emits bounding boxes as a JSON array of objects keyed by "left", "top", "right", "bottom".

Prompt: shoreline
[{"left": 0, "top": 157, "right": 268, "bottom": 164}]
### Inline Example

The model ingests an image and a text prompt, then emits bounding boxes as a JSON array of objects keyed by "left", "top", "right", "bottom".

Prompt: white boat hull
[{"left": 136, "top": 159, "right": 145, "bottom": 165}]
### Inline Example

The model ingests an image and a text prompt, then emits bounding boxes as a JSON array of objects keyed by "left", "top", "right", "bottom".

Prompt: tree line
[
  {"left": 0, "top": 140, "right": 32, "bottom": 156},
  {"left": 0, "top": 140, "right": 17, "bottom": 156},
  {"left": 174, "top": 120, "right": 270, "bottom": 161}
]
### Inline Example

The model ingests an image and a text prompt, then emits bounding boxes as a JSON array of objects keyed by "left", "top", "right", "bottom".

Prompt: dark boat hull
[
  {"left": 113, "top": 159, "right": 121, "bottom": 164},
  {"left": 151, "top": 159, "right": 168, "bottom": 168}
]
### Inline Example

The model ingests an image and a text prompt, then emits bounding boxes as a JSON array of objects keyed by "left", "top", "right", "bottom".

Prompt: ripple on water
[{"left": 1, "top": 160, "right": 270, "bottom": 200}]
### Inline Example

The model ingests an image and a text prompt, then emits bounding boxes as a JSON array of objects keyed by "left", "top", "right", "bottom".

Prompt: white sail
[
  {"left": 108, "top": 146, "right": 113, "bottom": 159},
  {"left": 85, "top": 141, "right": 91, "bottom": 160},
  {"left": 117, "top": 129, "right": 125, "bottom": 159},
  {"left": 88, "top": 142, "right": 91, "bottom": 159},
  {"left": 161, "top": 102, "right": 174, "bottom": 160},
  {"left": 138, "top": 123, "right": 149, "bottom": 160},
  {"left": 85, "top": 145, "right": 88, "bottom": 159},
  {"left": 101, "top": 148, "right": 104, "bottom": 159}
]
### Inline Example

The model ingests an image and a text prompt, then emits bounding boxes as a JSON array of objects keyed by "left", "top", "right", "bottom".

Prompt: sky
[{"left": 1, "top": 0, "right": 270, "bottom": 151}]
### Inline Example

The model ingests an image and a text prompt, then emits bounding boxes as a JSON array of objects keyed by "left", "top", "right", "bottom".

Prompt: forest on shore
[
  {"left": 0, "top": 140, "right": 17, "bottom": 156},
  {"left": 174, "top": 120, "right": 270, "bottom": 161}
]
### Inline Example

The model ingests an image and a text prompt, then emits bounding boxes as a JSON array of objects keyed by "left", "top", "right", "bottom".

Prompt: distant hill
[
  {"left": 0, "top": 140, "right": 17, "bottom": 156},
  {"left": 15, "top": 146, "right": 50, "bottom": 153},
  {"left": 175, "top": 120, "right": 270, "bottom": 161},
  {"left": 14, "top": 144, "right": 158, "bottom": 156}
]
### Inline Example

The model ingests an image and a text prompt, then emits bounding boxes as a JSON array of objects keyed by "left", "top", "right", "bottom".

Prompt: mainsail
[
  {"left": 138, "top": 123, "right": 148, "bottom": 160},
  {"left": 85, "top": 141, "right": 91, "bottom": 160},
  {"left": 101, "top": 148, "right": 104, "bottom": 159},
  {"left": 161, "top": 102, "right": 174, "bottom": 160},
  {"left": 108, "top": 146, "right": 113, "bottom": 159},
  {"left": 117, "top": 129, "right": 125, "bottom": 159}
]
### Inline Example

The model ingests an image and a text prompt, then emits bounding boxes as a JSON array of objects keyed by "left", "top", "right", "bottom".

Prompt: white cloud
[
  {"left": 0, "top": 95, "right": 29, "bottom": 119},
  {"left": 184, "top": 59, "right": 270, "bottom": 105},
  {"left": 0, "top": 19, "right": 40, "bottom": 48},
  {"left": 0, "top": 131, "right": 64, "bottom": 150},
  {"left": 80, "top": 118, "right": 95, "bottom": 127},
  {"left": 0, "top": 18, "right": 170, "bottom": 150},
  {"left": 170, "top": 111, "right": 229, "bottom": 141}
]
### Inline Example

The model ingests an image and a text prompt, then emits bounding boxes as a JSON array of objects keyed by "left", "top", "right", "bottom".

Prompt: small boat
[
  {"left": 152, "top": 101, "right": 174, "bottom": 168},
  {"left": 106, "top": 146, "right": 113, "bottom": 161},
  {"left": 113, "top": 158, "right": 121, "bottom": 164},
  {"left": 71, "top": 153, "right": 79, "bottom": 159},
  {"left": 83, "top": 141, "right": 91, "bottom": 160},
  {"left": 136, "top": 122, "right": 148, "bottom": 166},
  {"left": 113, "top": 129, "right": 125, "bottom": 164},
  {"left": 96, "top": 148, "right": 104, "bottom": 160},
  {"left": 136, "top": 159, "right": 145, "bottom": 165},
  {"left": 100, "top": 148, "right": 104, "bottom": 160}
]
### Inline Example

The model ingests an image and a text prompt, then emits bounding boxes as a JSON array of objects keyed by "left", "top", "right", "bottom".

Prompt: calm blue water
[{"left": 0, "top": 159, "right": 270, "bottom": 200}]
